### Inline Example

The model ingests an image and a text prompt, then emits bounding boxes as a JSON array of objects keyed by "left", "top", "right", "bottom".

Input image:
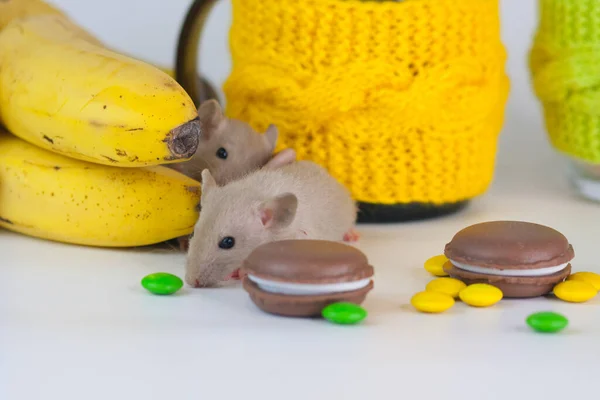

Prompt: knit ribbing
[
  {"left": 223, "top": 0, "right": 509, "bottom": 204},
  {"left": 530, "top": 0, "right": 600, "bottom": 163}
]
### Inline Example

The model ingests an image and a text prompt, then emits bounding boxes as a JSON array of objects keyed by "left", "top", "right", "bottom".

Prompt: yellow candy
[
  {"left": 426, "top": 277, "right": 467, "bottom": 298},
  {"left": 567, "top": 272, "right": 600, "bottom": 291},
  {"left": 411, "top": 291, "right": 455, "bottom": 313},
  {"left": 424, "top": 254, "right": 449, "bottom": 277},
  {"left": 459, "top": 283, "right": 503, "bottom": 307},
  {"left": 553, "top": 280, "right": 597, "bottom": 303}
]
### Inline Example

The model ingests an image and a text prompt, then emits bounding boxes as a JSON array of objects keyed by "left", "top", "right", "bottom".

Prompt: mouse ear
[
  {"left": 258, "top": 192, "right": 297, "bottom": 230},
  {"left": 264, "top": 124, "right": 279, "bottom": 151},
  {"left": 201, "top": 169, "right": 217, "bottom": 193},
  {"left": 198, "top": 99, "right": 224, "bottom": 140},
  {"left": 263, "top": 148, "right": 296, "bottom": 170}
]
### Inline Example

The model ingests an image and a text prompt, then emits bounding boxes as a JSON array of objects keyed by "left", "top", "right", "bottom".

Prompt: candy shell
[
  {"left": 424, "top": 255, "right": 449, "bottom": 277},
  {"left": 322, "top": 302, "right": 367, "bottom": 325},
  {"left": 411, "top": 291, "right": 455, "bottom": 313},
  {"left": 141, "top": 272, "right": 183, "bottom": 295},
  {"left": 553, "top": 280, "right": 597, "bottom": 303},
  {"left": 459, "top": 283, "right": 503, "bottom": 307},
  {"left": 426, "top": 277, "right": 467, "bottom": 298},
  {"left": 567, "top": 272, "right": 600, "bottom": 291},
  {"left": 526, "top": 311, "right": 569, "bottom": 333}
]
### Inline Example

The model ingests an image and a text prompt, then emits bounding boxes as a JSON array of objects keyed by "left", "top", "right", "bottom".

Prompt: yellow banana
[
  {"left": 1, "top": 1, "right": 186, "bottom": 81},
  {"left": 0, "top": 129, "right": 201, "bottom": 247},
  {"left": 0, "top": 0, "right": 62, "bottom": 31},
  {"left": 0, "top": 12, "right": 200, "bottom": 167}
]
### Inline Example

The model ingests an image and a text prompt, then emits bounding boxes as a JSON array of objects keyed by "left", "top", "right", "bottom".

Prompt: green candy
[
  {"left": 526, "top": 311, "right": 569, "bottom": 333},
  {"left": 141, "top": 272, "right": 183, "bottom": 295},
  {"left": 322, "top": 302, "right": 367, "bottom": 325}
]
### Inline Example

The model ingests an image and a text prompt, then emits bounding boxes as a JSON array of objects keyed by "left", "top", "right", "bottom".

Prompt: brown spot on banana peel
[
  {"left": 43, "top": 135, "right": 54, "bottom": 144},
  {"left": 164, "top": 117, "right": 200, "bottom": 160},
  {"left": 184, "top": 187, "right": 201, "bottom": 212},
  {"left": 102, "top": 155, "right": 117, "bottom": 162},
  {"left": 90, "top": 120, "right": 106, "bottom": 128},
  {"left": 22, "top": 160, "right": 88, "bottom": 171},
  {"left": 116, "top": 149, "right": 127, "bottom": 157},
  {"left": 125, "top": 128, "right": 143, "bottom": 132},
  {"left": 163, "top": 79, "right": 178, "bottom": 89},
  {"left": 0, "top": 217, "right": 34, "bottom": 229},
  {"left": 185, "top": 186, "right": 200, "bottom": 194}
]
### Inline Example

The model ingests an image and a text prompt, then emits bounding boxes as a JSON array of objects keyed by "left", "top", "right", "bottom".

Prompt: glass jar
[
  {"left": 530, "top": 0, "right": 600, "bottom": 203},
  {"left": 570, "top": 161, "right": 600, "bottom": 202}
]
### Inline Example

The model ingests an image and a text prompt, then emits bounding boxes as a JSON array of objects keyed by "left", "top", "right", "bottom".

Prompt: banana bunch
[{"left": 0, "top": 0, "right": 203, "bottom": 247}]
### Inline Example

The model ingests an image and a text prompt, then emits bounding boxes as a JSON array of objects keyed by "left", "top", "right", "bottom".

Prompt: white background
[{"left": 3, "top": 1, "right": 600, "bottom": 399}]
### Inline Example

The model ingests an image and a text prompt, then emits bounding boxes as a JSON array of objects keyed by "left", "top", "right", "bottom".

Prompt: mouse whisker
[{"left": 188, "top": 158, "right": 217, "bottom": 182}]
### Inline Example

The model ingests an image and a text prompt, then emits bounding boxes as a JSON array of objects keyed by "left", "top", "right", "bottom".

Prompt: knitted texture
[
  {"left": 530, "top": 0, "right": 600, "bottom": 163},
  {"left": 223, "top": 0, "right": 509, "bottom": 205}
]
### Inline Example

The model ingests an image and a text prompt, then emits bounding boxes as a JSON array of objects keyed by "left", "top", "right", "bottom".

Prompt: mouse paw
[{"left": 343, "top": 228, "right": 360, "bottom": 242}]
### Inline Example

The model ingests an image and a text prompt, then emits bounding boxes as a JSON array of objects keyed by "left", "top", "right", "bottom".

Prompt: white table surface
[{"left": 4, "top": 1, "right": 600, "bottom": 399}]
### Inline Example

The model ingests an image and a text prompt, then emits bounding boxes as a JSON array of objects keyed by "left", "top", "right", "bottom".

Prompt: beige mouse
[
  {"left": 170, "top": 99, "right": 296, "bottom": 185},
  {"left": 185, "top": 161, "right": 360, "bottom": 288}
]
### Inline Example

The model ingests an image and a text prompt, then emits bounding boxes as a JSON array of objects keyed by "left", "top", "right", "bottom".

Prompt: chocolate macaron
[
  {"left": 241, "top": 240, "right": 374, "bottom": 317},
  {"left": 443, "top": 221, "right": 574, "bottom": 298}
]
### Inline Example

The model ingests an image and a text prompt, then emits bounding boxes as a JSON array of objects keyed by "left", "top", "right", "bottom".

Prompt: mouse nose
[
  {"left": 187, "top": 266, "right": 217, "bottom": 288},
  {"left": 184, "top": 268, "right": 203, "bottom": 288},
  {"left": 186, "top": 275, "right": 207, "bottom": 288}
]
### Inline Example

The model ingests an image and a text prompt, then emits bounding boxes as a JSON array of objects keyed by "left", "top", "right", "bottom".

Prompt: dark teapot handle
[{"left": 174, "top": 0, "right": 221, "bottom": 107}]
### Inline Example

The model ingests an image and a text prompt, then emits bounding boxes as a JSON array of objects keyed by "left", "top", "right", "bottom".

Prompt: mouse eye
[
  {"left": 218, "top": 236, "right": 235, "bottom": 249},
  {"left": 216, "top": 147, "right": 228, "bottom": 160}
]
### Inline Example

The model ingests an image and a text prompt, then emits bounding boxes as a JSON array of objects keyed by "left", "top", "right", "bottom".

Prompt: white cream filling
[
  {"left": 248, "top": 275, "right": 372, "bottom": 296},
  {"left": 450, "top": 260, "right": 569, "bottom": 277}
]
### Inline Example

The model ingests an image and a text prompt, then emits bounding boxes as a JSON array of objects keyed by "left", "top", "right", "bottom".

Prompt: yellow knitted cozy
[
  {"left": 223, "top": 0, "right": 509, "bottom": 205},
  {"left": 530, "top": 0, "right": 600, "bottom": 163}
]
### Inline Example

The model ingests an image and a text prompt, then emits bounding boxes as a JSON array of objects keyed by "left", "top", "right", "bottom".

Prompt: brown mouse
[
  {"left": 169, "top": 99, "right": 296, "bottom": 185},
  {"left": 185, "top": 161, "right": 360, "bottom": 288}
]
